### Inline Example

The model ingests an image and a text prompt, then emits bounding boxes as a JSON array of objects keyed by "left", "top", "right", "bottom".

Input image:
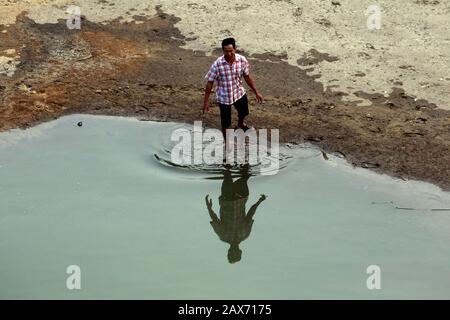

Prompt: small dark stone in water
[{"left": 77, "top": 122, "right": 83, "bottom": 127}]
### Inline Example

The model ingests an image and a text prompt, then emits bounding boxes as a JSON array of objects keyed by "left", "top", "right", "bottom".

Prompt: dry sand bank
[{"left": 3, "top": 0, "right": 448, "bottom": 108}]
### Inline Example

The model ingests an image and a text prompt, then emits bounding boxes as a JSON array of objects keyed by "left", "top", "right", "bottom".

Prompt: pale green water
[{"left": 1, "top": 114, "right": 450, "bottom": 299}]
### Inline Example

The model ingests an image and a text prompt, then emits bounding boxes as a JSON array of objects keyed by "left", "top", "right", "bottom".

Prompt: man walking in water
[{"left": 203, "top": 38, "right": 264, "bottom": 139}]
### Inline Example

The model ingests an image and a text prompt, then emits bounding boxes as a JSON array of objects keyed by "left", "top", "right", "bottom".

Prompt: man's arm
[
  {"left": 205, "top": 195, "right": 219, "bottom": 222},
  {"left": 243, "top": 74, "right": 263, "bottom": 103},
  {"left": 203, "top": 81, "right": 214, "bottom": 113},
  {"left": 246, "top": 194, "right": 267, "bottom": 221}
]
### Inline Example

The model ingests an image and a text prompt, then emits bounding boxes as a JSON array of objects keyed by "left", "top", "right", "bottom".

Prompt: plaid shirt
[
  {"left": 210, "top": 196, "right": 254, "bottom": 245},
  {"left": 204, "top": 53, "right": 250, "bottom": 105}
]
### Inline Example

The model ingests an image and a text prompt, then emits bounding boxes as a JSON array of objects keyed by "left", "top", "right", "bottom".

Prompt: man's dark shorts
[{"left": 218, "top": 94, "right": 249, "bottom": 128}]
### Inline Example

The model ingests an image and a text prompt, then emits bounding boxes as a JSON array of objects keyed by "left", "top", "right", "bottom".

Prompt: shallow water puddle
[{"left": 1, "top": 114, "right": 450, "bottom": 299}]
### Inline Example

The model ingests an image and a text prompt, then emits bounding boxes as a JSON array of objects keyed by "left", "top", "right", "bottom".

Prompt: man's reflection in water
[{"left": 205, "top": 166, "right": 267, "bottom": 263}]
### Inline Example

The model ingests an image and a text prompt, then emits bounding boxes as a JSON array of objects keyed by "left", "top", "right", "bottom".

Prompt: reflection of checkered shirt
[
  {"left": 204, "top": 53, "right": 250, "bottom": 105},
  {"left": 210, "top": 196, "right": 254, "bottom": 244}
]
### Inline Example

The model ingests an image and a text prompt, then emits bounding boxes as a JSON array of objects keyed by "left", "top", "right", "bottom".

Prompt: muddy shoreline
[{"left": 1, "top": 8, "right": 449, "bottom": 190}]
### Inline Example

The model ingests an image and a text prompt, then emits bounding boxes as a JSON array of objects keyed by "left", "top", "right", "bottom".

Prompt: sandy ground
[
  {"left": 0, "top": 0, "right": 449, "bottom": 190},
  {"left": 2, "top": 0, "right": 449, "bottom": 108}
]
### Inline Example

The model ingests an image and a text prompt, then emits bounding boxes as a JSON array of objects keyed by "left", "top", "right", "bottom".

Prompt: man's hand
[
  {"left": 205, "top": 195, "right": 213, "bottom": 209},
  {"left": 243, "top": 75, "right": 263, "bottom": 103},
  {"left": 203, "top": 101, "right": 210, "bottom": 113},
  {"left": 203, "top": 81, "right": 214, "bottom": 113},
  {"left": 255, "top": 91, "right": 264, "bottom": 104}
]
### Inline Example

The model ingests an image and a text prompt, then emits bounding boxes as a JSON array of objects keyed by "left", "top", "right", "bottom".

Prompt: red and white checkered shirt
[{"left": 205, "top": 53, "right": 250, "bottom": 105}]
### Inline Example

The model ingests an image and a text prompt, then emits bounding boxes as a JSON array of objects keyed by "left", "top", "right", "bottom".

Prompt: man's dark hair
[{"left": 222, "top": 38, "right": 236, "bottom": 49}]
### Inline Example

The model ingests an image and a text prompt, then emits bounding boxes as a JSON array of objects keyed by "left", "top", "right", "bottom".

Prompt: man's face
[{"left": 222, "top": 44, "right": 236, "bottom": 60}]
